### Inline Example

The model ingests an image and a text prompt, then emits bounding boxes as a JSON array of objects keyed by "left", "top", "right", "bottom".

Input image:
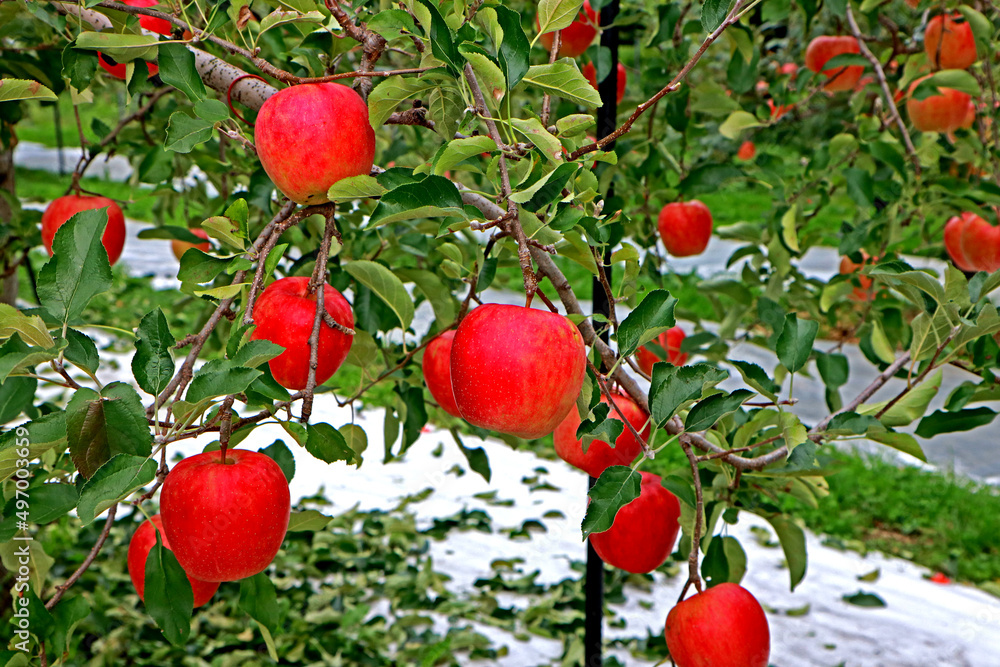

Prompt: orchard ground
[{"left": 11, "top": 142, "right": 1000, "bottom": 665}]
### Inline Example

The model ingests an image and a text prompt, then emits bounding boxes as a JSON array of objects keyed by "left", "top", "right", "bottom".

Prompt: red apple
[
  {"left": 736, "top": 140, "right": 756, "bottom": 161},
  {"left": 449, "top": 304, "right": 586, "bottom": 439},
  {"left": 254, "top": 83, "right": 376, "bottom": 205},
  {"left": 589, "top": 471, "right": 681, "bottom": 573},
  {"left": 906, "top": 76, "right": 971, "bottom": 133},
  {"left": 249, "top": 276, "right": 354, "bottom": 390},
  {"left": 959, "top": 99, "right": 976, "bottom": 129},
  {"left": 636, "top": 326, "right": 688, "bottom": 375},
  {"left": 160, "top": 449, "right": 291, "bottom": 582},
  {"left": 658, "top": 200, "right": 713, "bottom": 257},
  {"left": 170, "top": 228, "right": 210, "bottom": 261},
  {"left": 805, "top": 36, "right": 864, "bottom": 92},
  {"left": 553, "top": 391, "right": 649, "bottom": 477},
  {"left": 422, "top": 330, "right": 461, "bottom": 418},
  {"left": 41, "top": 194, "right": 126, "bottom": 265},
  {"left": 127, "top": 514, "right": 219, "bottom": 607},
  {"left": 537, "top": 0, "right": 598, "bottom": 58},
  {"left": 779, "top": 62, "right": 798, "bottom": 78},
  {"left": 665, "top": 583, "right": 771, "bottom": 667},
  {"left": 925, "top": 13, "right": 977, "bottom": 70},
  {"left": 582, "top": 61, "right": 626, "bottom": 104},
  {"left": 839, "top": 251, "right": 875, "bottom": 301},
  {"left": 944, "top": 212, "right": 1000, "bottom": 273}
]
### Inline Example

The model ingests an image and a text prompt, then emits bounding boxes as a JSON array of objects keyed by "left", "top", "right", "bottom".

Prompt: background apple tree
[{"left": 1, "top": 0, "right": 999, "bottom": 664}]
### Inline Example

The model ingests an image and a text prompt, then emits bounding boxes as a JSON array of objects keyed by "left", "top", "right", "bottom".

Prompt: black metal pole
[{"left": 585, "top": 2, "right": 620, "bottom": 665}]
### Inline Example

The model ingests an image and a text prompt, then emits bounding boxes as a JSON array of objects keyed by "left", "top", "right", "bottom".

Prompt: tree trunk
[{"left": 0, "top": 125, "right": 18, "bottom": 306}]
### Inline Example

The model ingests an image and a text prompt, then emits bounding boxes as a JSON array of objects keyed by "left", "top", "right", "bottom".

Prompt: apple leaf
[
  {"left": 345, "top": 260, "right": 415, "bottom": 331},
  {"left": 576, "top": 403, "right": 625, "bottom": 454},
  {"left": 433, "top": 136, "right": 497, "bottom": 177},
  {"left": 0, "top": 333, "right": 59, "bottom": 384},
  {"left": 702, "top": 0, "right": 732, "bottom": 32},
  {"left": 0, "top": 540, "right": 54, "bottom": 596},
  {"left": 842, "top": 591, "right": 887, "bottom": 608},
  {"left": 230, "top": 339, "right": 284, "bottom": 369},
  {"left": 731, "top": 360, "right": 779, "bottom": 402},
  {"left": 493, "top": 5, "right": 530, "bottom": 90},
  {"left": 824, "top": 411, "right": 881, "bottom": 436},
  {"left": 64, "top": 329, "right": 99, "bottom": 375},
  {"left": 144, "top": 536, "right": 194, "bottom": 646},
  {"left": 536, "top": 0, "right": 583, "bottom": 36},
  {"left": 0, "top": 78, "right": 57, "bottom": 102},
  {"left": 67, "top": 383, "right": 153, "bottom": 479},
  {"left": 617, "top": 289, "right": 677, "bottom": 358},
  {"left": 185, "top": 364, "right": 262, "bottom": 404},
  {"left": 776, "top": 313, "right": 818, "bottom": 373},
  {"left": 0, "top": 412, "right": 67, "bottom": 485},
  {"left": 660, "top": 474, "right": 696, "bottom": 509},
  {"left": 684, "top": 389, "right": 754, "bottom": 432},
  {"left": 859, "top": 369, "right": 942, "bottom": 427},
  {"left": 287, "top": 510, "right": 332, "bottom": 532},
  {"left": 132, "top": 308, "right": 175, "bottom": 397},
  {"left": 76, "top": 454, "right": 156, "bottom": 525},
  {"left": 239, "top": 572, "right": 280, "bottom": 635},
  {"left": 368, "top": 176, "right": 466, "bottom": 228},
  {"left": 414, "top": 0, "right": 461, "bottom": 74},
  {"left": 259, "top": 439, "right": 295, "bottom": 482},
  {"left": 0, "top": 377, "right": 36, "bottom": 425},
  {"left": 451, "top": 427, "right": 491, "bottom": 482},
  {"left": 866, "top": 430, "right": 926, "bottom": 461},
  {"left": 0, "top": 303, "right": 54, "bottom": 348},
  {"left": 304, "top": 422, "right": 357, "bottom": 464},
  {"left": 649, "top": 363, "right": 728, "bottom": 427},
  {"left": 74, "top": 31, "right": 158, "bottom": 62},
  {"left": 521, "top": 60, "right": 603, "bottom": 108},
  {"left": 37, "top": 208, "right": 113, "bottom": 325},
  {"left": 764, "top": 515, "right": 807, "bottom": 591},
  {"left": 157, "top": 43, "right": 207, "bottom": 102},
  {"left": 914, "top": 407, "right": 997, "bottom": 439},
  {"left": 164, "top": 112, "right": 214, "bottom": 153},
  {"left": 702, "top": 535, "right": 747, "bottom": 588},
  {"left": 581, "top": 465, "right": 641, "bottom": 538},
  {"left": 367, "top": 76, "right": 438, "bottom": 129}
]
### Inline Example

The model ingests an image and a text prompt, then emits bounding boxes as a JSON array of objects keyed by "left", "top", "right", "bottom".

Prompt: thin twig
[
  {"left": 45, "top": 504, "right": 118, "bottom": 610},
  {"left": 678, "top": 436, "right": 704, "bottom": 600},
  {"left": 300, "top": 211, "right": 338, "bottom": 423}
]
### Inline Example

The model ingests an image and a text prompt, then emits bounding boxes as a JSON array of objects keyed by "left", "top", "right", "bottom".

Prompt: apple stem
[{"left": 219, "top": 395, "right": 235, "bottom": 463}]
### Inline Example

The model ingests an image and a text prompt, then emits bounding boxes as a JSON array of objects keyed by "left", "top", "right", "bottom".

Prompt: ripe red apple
[
  {"left": 665, "top": 583, "right": 771, "bottom": 667},
  {"left": 804, "top": 36, "right": 864, "bottom": 92},
  {"left": 127, "top": 514, "right": 219, "bottom": 607},
  {"left": 170, "top": 228, "right": 210, "bottom": 261},
  {"left": 839, "top": 251, "right": 875, "bottom": 301},
  {"left": 41, "top": 194, "right": 126, "bottom": 265},
  {"left": 658, "top": 200, "right": 713, "bottom": 257},
  {"left": 449, "top": 304, "right": 585, "bottom": 439},
  {"left": 636, "top": 326, "right": 688, "bottom": 375},
  {"left": 779, "top": 62, "right": 798, "bottom": 78},
  {"left": 589, "top": 471, "right": 680, "bottom": 573},
  {"left": 944, "top": 212, "right": 1000, "bottom": 273},
  {"left": 254, "top": 83, "right": 376, "bottom": 205},
  {"left": 925, "top": 13, "right": 977, "bottom": 70},
  {"left": 537, "top": 0, "right": 598, "bottom": 58},
  {"left": 906, "top": 76, "right": 971, "bottom": 133},
  {"left": 160, "top": 448, "right": 291, "bottom": 582},
  {"left": 582, "top": 61, "right": 626, "bottom": 104},
  {"left": 553, "top": 391, "right": 649, "bottom": 477},
  {"left": 422, "top": 330, "right": 461, "bottom": 418},
  {"left": 249, "top": 276, "right": 354, "bottom": 390},
  {"left": 736, "top": 140, "right": 756, "bottom": 161}
]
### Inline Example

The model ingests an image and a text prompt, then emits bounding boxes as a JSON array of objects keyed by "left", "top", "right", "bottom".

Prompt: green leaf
[
  {"left": 49, "top": 596, "right": 90, "bottom": 656},
  {"left": 258, "top": 8, "right": 324, "bottom": 34},
  {"left": 67, "top": 383, "right": 153, "bottom": 479},
  {"left": 62, "top": 45, "right": 97, "bottom": 92},
  {"left": 194, "top": 98, "right": 230, "bottom": 122},
  {"left": 132, "top": 309, "right": 175, "bottom": 397},
  {"left": 764, "top": 515, "right": 807, "bottom": 591},
  {"left": 77, "top": 454, "right": 156, "bottom": 524},
  {"left": 957, "top": 6, "right": 993, "bottom": 56},
  {"left": 824, "top": 411, "right": 880, "bottom": 435},
  {"left": 415, "top": 0, "right": 461, "bottom": 73},
  {"left": 345, "top": 260, "right": 415, "bottom": 331},
  {"left": 0, "top": 333, "right": 58, "bottom": 385},
  {"left": 0, "top": 539, "right": 54, "bottom": 595},
  {"left": 816, "top": 352, "right": 849, "bottom": 388},
  {"left": 259, "top": 439, "right": 295, "bottom": 483},
  {"left": 703, "top": 535, "right": 747, "bottom": 587},
  {"left": 186, "top": 365, "right": 262, "bottom": 404},
  {"left": 144, "top": 537, "right": 193, "bottom": 645},
  {"left": 395, "top": 269, "right": 456, "bottom": 327},
  {"left": 202, "top": 215, "right": 245, "bottom": 251},
  {"left": 509, "top": 117, "right": 565, "bottom": 163},
  {"left": 522, "top": 60, "right": 603, "bottom": 108},
  {"left": 369, "top": 175, "right": 466, "bottom": 227},
  {"left": 367, "top": 9, "right": 418, "bottom": 40},
  {"left": 367, "top": 76, "right": 437, "bottom": 129},
  {"left": 617, "top": 290, "right": 677, "bottom": 357},
  {"left": 823, "top": 53, "right": 869, "bottom": 69},
  {"left": 859, "top": 370, "right": 943, "bottom": 427},
  {"left": 493, "top": 5, "right": 530, "bottom": 89},
  {"left": 0, "top": 304, "right": 55, "bottom": 348},
  {"left": 869, "top": 261, "right": 945, "bottom": 305},
  {"left": 684, "top": 389, "right": 754, "bottom": 432},
  {"left": 536, "top": 0, "right": 584, "bottom": 34},
  {"left": 37, "top": 208, "right": 113, "bottom": 325},
  {"left": 702, "top": 0, "right": 732, "bottom": 32},
  {"left": 305, "top": 422, "right": 357, "bottom": 464},
  {"left": 0, "top": 78, "right": 57, "bottom": 102},
  {"left": 842, "top": 591, "right": 887, "bottom": 608},
  {"left": 433, "top": 136, "right": 497, "bottom": 176},
  {"left": 177, "top": 248, "right": 229, "bottom": 285},
  {"left": 157, "top": 43, "right": 207, "bottom": 102},
  {"left": 924, "top": 69, "right": 981, "bottom": 97},
  {"left": 340, "top": 423, "right": 368, "bottom": 461},
  {"left": 164, "top": 112, "right": 215, "bottom": 153},
  {"left": 649, "top": 363, "right": 728, "bottom": 427},
  {"left": 914, "top": 408, "right": 997, "bottom": 439},
  {"left": 581, "top": 466, "right": 641, "bottom": 538},
  {"left": 231, "top": 339, "right": 284, "bottom": 369},
  {"left": 576, "top": 403, "right": 625, "bottom": 452},
  {"left": 731, "top": 360, "right": 779, "bottom": 401},
  {"left": 718, "top": 110, "right": 761, "bottom": 139},
  {"left": 660, "top": 474, "right": 697, "bottom": 509},
  {"left": 451, "top": 428, "right": 491, "bottom": 482},
  {"left": 460, "top": 43, "right": 507, "bottom": 102},
  {"left": 0, "top": 412, "right": 67, "bottom": 485},
  {"left": 74, "top": 31, "right": 158, "bottom": 62},
  {"left": 0, "top": 377, "right": 36, "bottom": 424},
  {"left": 867, "top": 430, "right": 926, "bottom": 461},
  {"left": 327, "top": 175, "right": 388, "bottom": 202},
  {"left": 287, "top": 509, "right": 332, "bottom": 532},
  {"left": 64, "top": 329, "right": 99, "bottom": 375},
  {"left": 776, "top": 314, "right": 818, "bottom": 373}
]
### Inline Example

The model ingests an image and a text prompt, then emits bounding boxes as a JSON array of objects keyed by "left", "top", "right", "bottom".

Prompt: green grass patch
[{"left": 782, "top": 451, "right": 1000, "bottom": 587}]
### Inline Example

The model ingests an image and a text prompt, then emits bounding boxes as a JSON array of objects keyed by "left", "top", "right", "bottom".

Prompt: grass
[{"left": 781, "top": 451, "right": 1000, "bottom": 588}]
